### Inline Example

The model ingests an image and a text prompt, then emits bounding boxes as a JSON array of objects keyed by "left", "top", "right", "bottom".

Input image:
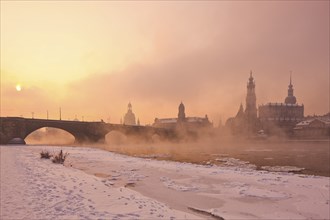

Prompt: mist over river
[
  {"left": 99, "top": 139, "right": 330, "bottom": 177},
  {"left": 25, "top": 137, "right": 329, "bottom": 177}
]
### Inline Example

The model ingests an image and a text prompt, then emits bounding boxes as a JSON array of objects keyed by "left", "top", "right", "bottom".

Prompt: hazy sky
[{"left": 1, "top": 1, "right": 329, "bottom": 125}]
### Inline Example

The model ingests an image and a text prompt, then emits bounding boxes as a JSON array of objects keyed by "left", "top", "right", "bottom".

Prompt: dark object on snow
[
  {"left": 52, "top": 150, "right": 69, "bottom": 164},
  {"left": 40, "top": 150, "right": 51, "bottom": 159}
]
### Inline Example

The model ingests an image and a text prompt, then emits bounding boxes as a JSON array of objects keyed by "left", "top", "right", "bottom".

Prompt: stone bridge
[{"left": 0, "top": 117, "right": 175, "bottom": 144}]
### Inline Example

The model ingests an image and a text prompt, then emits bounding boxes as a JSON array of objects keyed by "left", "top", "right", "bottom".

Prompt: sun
[{"left": 16, "top": 84, "right": 22, "bottom": 91}]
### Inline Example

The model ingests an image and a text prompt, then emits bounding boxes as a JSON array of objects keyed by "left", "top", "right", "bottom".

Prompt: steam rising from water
[
  {"left": 24, "top": 127, "right": 329, "bottom": 177},
  {"left": 103, "top": 133, "right": 329, "bottom": 177}
]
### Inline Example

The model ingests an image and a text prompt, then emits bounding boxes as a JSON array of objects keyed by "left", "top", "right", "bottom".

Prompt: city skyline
[{"left": 1, "top": 1, "right": 329, "bottom": 124}]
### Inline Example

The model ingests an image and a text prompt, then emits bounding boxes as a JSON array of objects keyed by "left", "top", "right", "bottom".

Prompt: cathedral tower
[
  {"left": 245, "top": 71, "right": 257, "bottom": 119},
  {"left": 284, "top": 73, "right": 297, "bottom": 104},
  {"left": 178, "top": 102, "right": 186, "bottom": 122}
]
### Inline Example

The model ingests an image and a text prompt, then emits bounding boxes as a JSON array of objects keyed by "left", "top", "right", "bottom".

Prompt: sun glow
[{"left": 16, "top": 84, "right": 22, "bottom": 91}]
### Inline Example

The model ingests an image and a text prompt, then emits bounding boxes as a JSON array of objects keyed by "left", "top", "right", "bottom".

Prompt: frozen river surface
[{"left": 1, "top": 145, "right": 329, "bottom": 219}]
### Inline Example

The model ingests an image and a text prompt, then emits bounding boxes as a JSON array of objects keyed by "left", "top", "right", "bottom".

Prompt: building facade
[
  {"left": 258, "top": 103, "right": 304, "bottom": 121},
  {"left": 258, "top": 75, "right": 304, "bottom": 135}
]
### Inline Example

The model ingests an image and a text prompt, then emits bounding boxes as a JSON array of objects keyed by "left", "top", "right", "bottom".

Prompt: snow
[
  {"left": 0, "top": 146, "right": 198, "bottom": 219},
  {"left": 1, "top": 145, "right": 329, "bottom": 220}
]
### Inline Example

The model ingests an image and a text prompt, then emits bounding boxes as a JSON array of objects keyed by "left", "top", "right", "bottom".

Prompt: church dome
[
  {"left": 285, "top": 95, "right": 297, "bottom": 105},
  {"left": 124, "top": 102, "right": 136, "bottom": 125}
]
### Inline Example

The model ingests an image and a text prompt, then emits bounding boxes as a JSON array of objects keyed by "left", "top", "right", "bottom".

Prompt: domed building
[
  {"left": 123, "top": 102, "right": 136, "bottom": 125},
  {"left": 226, "top": 72, "right": 304, "bottom": 136},
  {"left": 258, "top": 74, "right": 304, "bottom": 135},
  {"left": 153, "top": 102, "right": 212, "bottom": 130}
]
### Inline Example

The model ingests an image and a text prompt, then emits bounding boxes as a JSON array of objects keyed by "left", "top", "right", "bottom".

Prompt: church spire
[
  {"left": 236, "top": 103, "right": 244, "bottom": 118},
  {"left": 248, "top": 70, "right": 254, "bottom": 83},
  {"left": 290, "top": 71, "right": 292, "bottom": 86},
  {"left": 285, "top": 72, "right": 297, "bottom": 104}
]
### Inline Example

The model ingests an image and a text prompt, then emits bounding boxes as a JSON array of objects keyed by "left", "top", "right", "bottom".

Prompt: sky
[{"left": 1, "top": 1, "right": 329, "bottom": 125}]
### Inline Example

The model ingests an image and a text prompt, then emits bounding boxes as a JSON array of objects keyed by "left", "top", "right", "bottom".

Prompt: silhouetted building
[
  {"left": 294, "top": 118, "right": 330, "bottom": 138},
  {"left": 285, "top": 75, "right": 297, "bottom": 105},
  {"left": 258, "top": 75, "right": 304, "bottom": 135},
  {"left": 245, "top": 71, "right": 259, "bottom": 132},
  {"left": 225, "top": 71, "right": 260, "bottom": 135},
  {"left": 245, "top": 71, "right": 257, "bottom": 120},
  {"left": 123, "top": 102, "right": 136, "bottom": 125},
  {"left": 153, "top": 102, "right": 212, "bottom": 130},
  {"left": 178, "top": 102, "right": 186, "bottom": 123}
]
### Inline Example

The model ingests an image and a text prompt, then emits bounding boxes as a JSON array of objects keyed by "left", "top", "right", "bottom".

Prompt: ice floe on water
[
  {"left": 160, "top": 176, "right": 199, "bottom": 192},
  {"left": 188, "top": 207, "right": 225, "bottom": 220},
  {"left": 135, "top": 154, "right": 171, "bottom": 159},
  {"left": 215, "top": 157, "right": 257, "bottom": 170},
  {"left": 261, "top": 165, "right": 305, "bottom": 173},
  {"left": 221, "top": 181, "right": 288, "bottom": 200}
]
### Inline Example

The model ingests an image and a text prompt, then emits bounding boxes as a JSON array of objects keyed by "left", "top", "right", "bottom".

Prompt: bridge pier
[
  {"left": 1, "top": 134, "right": 26, "bottom": 145},
  {"left": 0, "top": 117, "right": 27, "bottom": 145}
]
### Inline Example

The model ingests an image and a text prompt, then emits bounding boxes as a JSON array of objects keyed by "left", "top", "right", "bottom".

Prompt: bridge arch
[
  {"left": 22, "top": 120, "right": 107, "bottom": 144},
  {"left": 24, "top": 124, "right": 78, "bottom": 140},
  {"left": 25, "top": 127, "right": 75, "bottom": 145}
]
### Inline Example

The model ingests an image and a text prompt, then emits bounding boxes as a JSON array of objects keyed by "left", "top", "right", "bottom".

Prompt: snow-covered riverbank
[{"left": 1, "top": 145, "right": 329, "bottom": 219}]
